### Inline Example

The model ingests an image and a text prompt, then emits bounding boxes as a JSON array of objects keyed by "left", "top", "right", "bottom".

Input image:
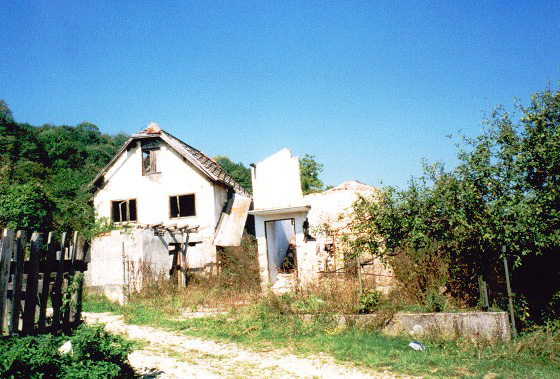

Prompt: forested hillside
[{"left": 0, "top": 100, "right": 128, "bottom": 232}]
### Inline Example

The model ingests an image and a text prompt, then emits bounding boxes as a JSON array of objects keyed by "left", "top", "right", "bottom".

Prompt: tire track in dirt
[{"left": 84, "top": 312, "right": 417, "bottom": 379}]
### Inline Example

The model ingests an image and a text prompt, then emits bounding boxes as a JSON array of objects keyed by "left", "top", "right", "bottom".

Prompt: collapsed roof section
[{"left": 90, "top": 123, "right": 251, "bottom": 197}]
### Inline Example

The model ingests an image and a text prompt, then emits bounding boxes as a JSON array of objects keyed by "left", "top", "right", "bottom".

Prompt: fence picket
[
  {"left": 22, "top": 233, "right": 43, "bottom": 333},
  {"left": 71, "top": 234, "right": 87, "bottom": 325},
  {"left": 0, "top": 229, "right": 15, "bottom": 334},
  {"left": 50, "top": 232, "right": 67, "bottom": 331},
  {"left": 0, "top": 229, "right": 88, "bottom": 336},
  {"left": 62, "top": 232, "right": 79, "bottom": 325},
  {"left": 38, "top": 232, "right": 57, "bottom": 331},
  {"left": 9, "top": 231, "right": 27, "bottom": 335}
]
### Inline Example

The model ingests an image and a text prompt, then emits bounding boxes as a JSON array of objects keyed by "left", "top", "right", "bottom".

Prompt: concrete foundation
[
  {"left": 301, "top": 311, "right": 511, "bottom": 342},
  {"left": 383, "top": 311, "right": 511, "bottom": 341}
]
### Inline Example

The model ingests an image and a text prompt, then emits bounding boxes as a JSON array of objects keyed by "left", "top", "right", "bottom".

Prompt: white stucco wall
[
  {"left": 254, "top": 211, "right": 317, "bottom": 291},
  {"left": 94, "top": 141, "right": 220, "bottom": 234},
  {"left": 89, "top": 138, "right": 234, "bottom": 299},
  {"left": 251, "top": 149, "right": 304, "bottom": 210}
]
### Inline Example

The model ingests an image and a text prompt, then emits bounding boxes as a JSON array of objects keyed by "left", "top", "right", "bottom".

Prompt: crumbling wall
[
  {"left": 304, "top": 181, "right": 395, "bottom": 293},
  {"left": 85, "top": 228, "right": 217, "bottom": 302}
]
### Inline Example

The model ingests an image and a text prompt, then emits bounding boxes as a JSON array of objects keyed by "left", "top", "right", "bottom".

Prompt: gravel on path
[{"left": 83, "top": 312, "right": 418, "bottom": 379}]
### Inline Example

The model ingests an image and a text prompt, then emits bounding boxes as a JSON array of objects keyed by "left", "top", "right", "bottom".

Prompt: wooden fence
[{"left": 0, "top": 229, "right": 89, "bottom": 336}]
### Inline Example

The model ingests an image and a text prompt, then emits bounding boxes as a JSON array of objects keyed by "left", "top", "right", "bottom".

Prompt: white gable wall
[
  {"left": 252, "top": 148, "right": 304, "bottom": 209},
  {"left": 94, "top": 140, "right": 219, "bottom": 231},
  {"left": 88, "top": 139, "right": 229, "bottom": 302}
]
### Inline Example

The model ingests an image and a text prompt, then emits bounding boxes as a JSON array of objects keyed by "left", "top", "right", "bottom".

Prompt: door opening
[{"left": 265, "top": 218, "right": 297, "bottom": 285}]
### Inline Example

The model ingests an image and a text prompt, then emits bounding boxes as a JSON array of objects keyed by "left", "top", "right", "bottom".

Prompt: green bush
[
  {"left": 424, "top": 290, "right": 447, "bottom": 313},
  {"left": 359, "top": 289, "right": 382, "bottom": 314},
  {"left": 0, "top": 324, "right": 136, "bottom": 379}
]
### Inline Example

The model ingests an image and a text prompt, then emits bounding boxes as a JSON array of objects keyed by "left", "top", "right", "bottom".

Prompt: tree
[
  {"left": 348, "top": 84, "right": 560, "bottom": 324},
  {"left": 0, "top": 108, "right": 127, "bottom": 233},
  {"left": 300, "top": 154, "right": 324, "bottom": 194},
  {"left": 214, "top": 156, "right": 252, "bottom": 193},
  {"left": 0, "top": 99, "right": 14, "bottom": 123}
]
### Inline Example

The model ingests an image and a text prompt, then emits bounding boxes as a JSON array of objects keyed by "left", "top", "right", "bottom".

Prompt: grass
[{"left": 83, "top": 291, "right": 560, "bottom": 379}]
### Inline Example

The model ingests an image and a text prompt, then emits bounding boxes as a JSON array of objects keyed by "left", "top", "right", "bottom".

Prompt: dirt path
[{"left": 83, "top": 312, "right": 416, "bottom": 379}]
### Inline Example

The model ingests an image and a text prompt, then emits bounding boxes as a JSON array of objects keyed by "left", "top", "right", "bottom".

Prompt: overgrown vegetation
[
  {"left": 215, "top": 152, "right": 326, "bottom": 194},
  {"left": 83, "top": 289, "right": 560, "bottom": 379},
  {"left": 0, "top": 99, "right": 127, "bottom": 233},
  {"left": 0, "top": 324, "right": 136, "bottom": 379},
  {"left": 348, "top": 84, "right": 560, "bottom": 327}
]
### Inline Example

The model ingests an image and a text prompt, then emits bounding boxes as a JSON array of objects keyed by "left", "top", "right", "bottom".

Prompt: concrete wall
[
  {"left": 304, "top": 181, "right": 395, "bottom": 293},
  {"left": 94, "top": 140, "right": 220, "bottom": 235},
  {"left": 300, "top": 312, "right": 511, "bottom": 342},
  {"left": 86, "top": 228, "right": 218, "bottom": 302},
  {"left": 251, "top": 148, "right": 304, "bottom": 210},
  {"left": 92, "top": 139, "right": 231, "bottom": 277},
  {"left": 383, "top": 312, "right": 511, "bottom": 341},
  {"left": 255, "top": 211, "right": 317, "bottom": 291}
]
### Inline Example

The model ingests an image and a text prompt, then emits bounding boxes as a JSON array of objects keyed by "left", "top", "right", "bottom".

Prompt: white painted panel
[
  {"left": 214, "top": 193, "right": 251, "bottom": 246},
  {"left": 251, "top": 149, "right": 304, "bottom": 209}
]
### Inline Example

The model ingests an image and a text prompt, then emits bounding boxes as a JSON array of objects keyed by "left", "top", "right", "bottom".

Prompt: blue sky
[{"left": 2, "top": 1, "right": 559, "bottom": 188}]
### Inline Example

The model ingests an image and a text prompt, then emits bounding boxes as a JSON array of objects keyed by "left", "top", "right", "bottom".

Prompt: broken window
[
  {"left": 111, "top": 199, "right": 137, "bottom": 223},
  {"left": 142, "top": 149, "right": 159, "bottom": 175},
  {"left": 169, "top": 194, "right": 196, "bottom": 218}
]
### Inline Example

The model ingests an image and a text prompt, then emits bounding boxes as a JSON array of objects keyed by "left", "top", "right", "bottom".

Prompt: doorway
[{"left": 265, "top": 218, "right": 297, "bottom": 284}]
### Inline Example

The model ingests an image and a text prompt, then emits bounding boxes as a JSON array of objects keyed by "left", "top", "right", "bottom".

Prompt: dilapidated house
[
  {"left": 85, "top": 123, "right": 251, "bottom": 302},
  {"left": 250, "top": 149, "right": 394, "bottom": 293}
]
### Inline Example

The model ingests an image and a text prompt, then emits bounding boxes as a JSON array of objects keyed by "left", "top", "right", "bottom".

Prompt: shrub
[
  {"left": 0, "top": 324, "right": 136, "bottom": 379},
  {"left": 359, "top": 289, "right": 382, "bottom": 314},
  {"left": 424, "top": 290, "right": 447, "bottom": 313}
]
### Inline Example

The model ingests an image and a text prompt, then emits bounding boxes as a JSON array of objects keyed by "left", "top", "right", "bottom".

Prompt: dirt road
[{"left": 84, "top": 312, "right": 415, "bottom": 379}]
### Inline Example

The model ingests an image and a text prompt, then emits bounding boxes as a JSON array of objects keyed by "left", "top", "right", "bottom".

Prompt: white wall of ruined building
[
  {"left": 304, "top": 184, "right": 394, "bottom": 293},
  {"left": 94, "top": 141, "right": 222, "bottom": 232},
  {"left": 89, "top": 140, "right": 230, "bottom": 299},
  {"left": 92, "top": 140, "right": 230, "bottom": 256},
  {"left": 254, "top": 212, "right": 318, "bottom": 292},
  {"left": 252, "top": 148, "right": 304, "bottom": 210}
]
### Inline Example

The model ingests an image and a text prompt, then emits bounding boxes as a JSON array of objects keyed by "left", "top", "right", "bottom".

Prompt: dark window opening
[
  {"left": 170, "top": 194, "right": 196, "bottom": 218},
  {"left": 142, "top": 149, "right": 159, "bottom": 175},
  {"left": 111, "top": 199, "right": 137, "bottom": 223}
]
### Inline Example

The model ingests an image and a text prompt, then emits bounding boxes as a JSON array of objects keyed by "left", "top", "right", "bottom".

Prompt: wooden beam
[{"left": 0, "top": 229, "right": 15, "bottom": 334}]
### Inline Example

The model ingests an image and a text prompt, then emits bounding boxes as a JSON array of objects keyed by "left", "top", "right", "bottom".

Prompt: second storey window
[
  {"left": 142, "top": 149, "right": 159, "bottom": 175},
  {"left": 141, "top": 138, "right": 162, "bottom": 176},
  {"left": 169, "top": 194, "right": 196, "bottom": 218},
  {"left": 111, "top": 199, "right": 137, "bottom": 223}
]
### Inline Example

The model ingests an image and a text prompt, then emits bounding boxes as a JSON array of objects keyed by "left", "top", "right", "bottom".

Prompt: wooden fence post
[
  {"left": 9, "top": 231, "right": 28, "bottom": 335},
  {"left": 0, "top": 229, "right": 15, "bottom": 334},
  {"left": 38, "top": 232, "right": 58, "bottom": 331},
  {"left": 62, "top": 232, "right": 79, "bottom": 326},
  {"left": 51, "top": 232, "right": 67, "bottom": 331},
  {"left": 22, "top": 233, "right": 43, "bottom": 334}
]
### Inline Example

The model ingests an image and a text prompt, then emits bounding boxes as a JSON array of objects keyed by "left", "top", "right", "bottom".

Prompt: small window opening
[
  {"left": 169, "top": 194, "right": 196, "bottom": 218},
  {"left": 142, "top": 149, "right": 159, "bottom": 175},
  {"left": 111, "top": 199, "right": 137, "bottom": 223}
]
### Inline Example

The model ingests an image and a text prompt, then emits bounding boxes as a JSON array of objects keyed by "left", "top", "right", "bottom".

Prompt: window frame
[
  {"left": 142, "top": 148, "right": 160, "bottom": 176},
  {"left": 111, "top": 198, "right": 138, "bottom": 223},
  {"left": 169, "top": 193, "right": 197, "bottom": 219}
]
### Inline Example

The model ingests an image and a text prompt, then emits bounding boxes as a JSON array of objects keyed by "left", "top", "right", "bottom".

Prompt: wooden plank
[
  {"left": 50, "top": 232, "right": 67, "bottom": 330},
  {"left": 73, "top": 234, "right": 87, "bottom": 262},
  {"left": 71, "top": 234, "right": 87, "bottom": 325},
  {"left": 9, "top": 231, "right": 27, "bottom": 335},
  {"left": 0, "top": 229, "right": 15, "bottom": 335},
  {"left": 38, "top": 232, "right": 57, "bottom": 331},
  {"left": 21, "top": 233, "right": 43, "bottom": 334},
  {"left": 62, "top": 232, "right": 79, "bottom": 325}
]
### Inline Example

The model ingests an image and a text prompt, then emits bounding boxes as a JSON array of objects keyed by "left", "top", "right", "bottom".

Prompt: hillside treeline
[
  {"left": 350, "top": 85, "right": 560, "bottom": 325},
  {"left": 0, "top": 100, "right": 128, "bottom": 232}
]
